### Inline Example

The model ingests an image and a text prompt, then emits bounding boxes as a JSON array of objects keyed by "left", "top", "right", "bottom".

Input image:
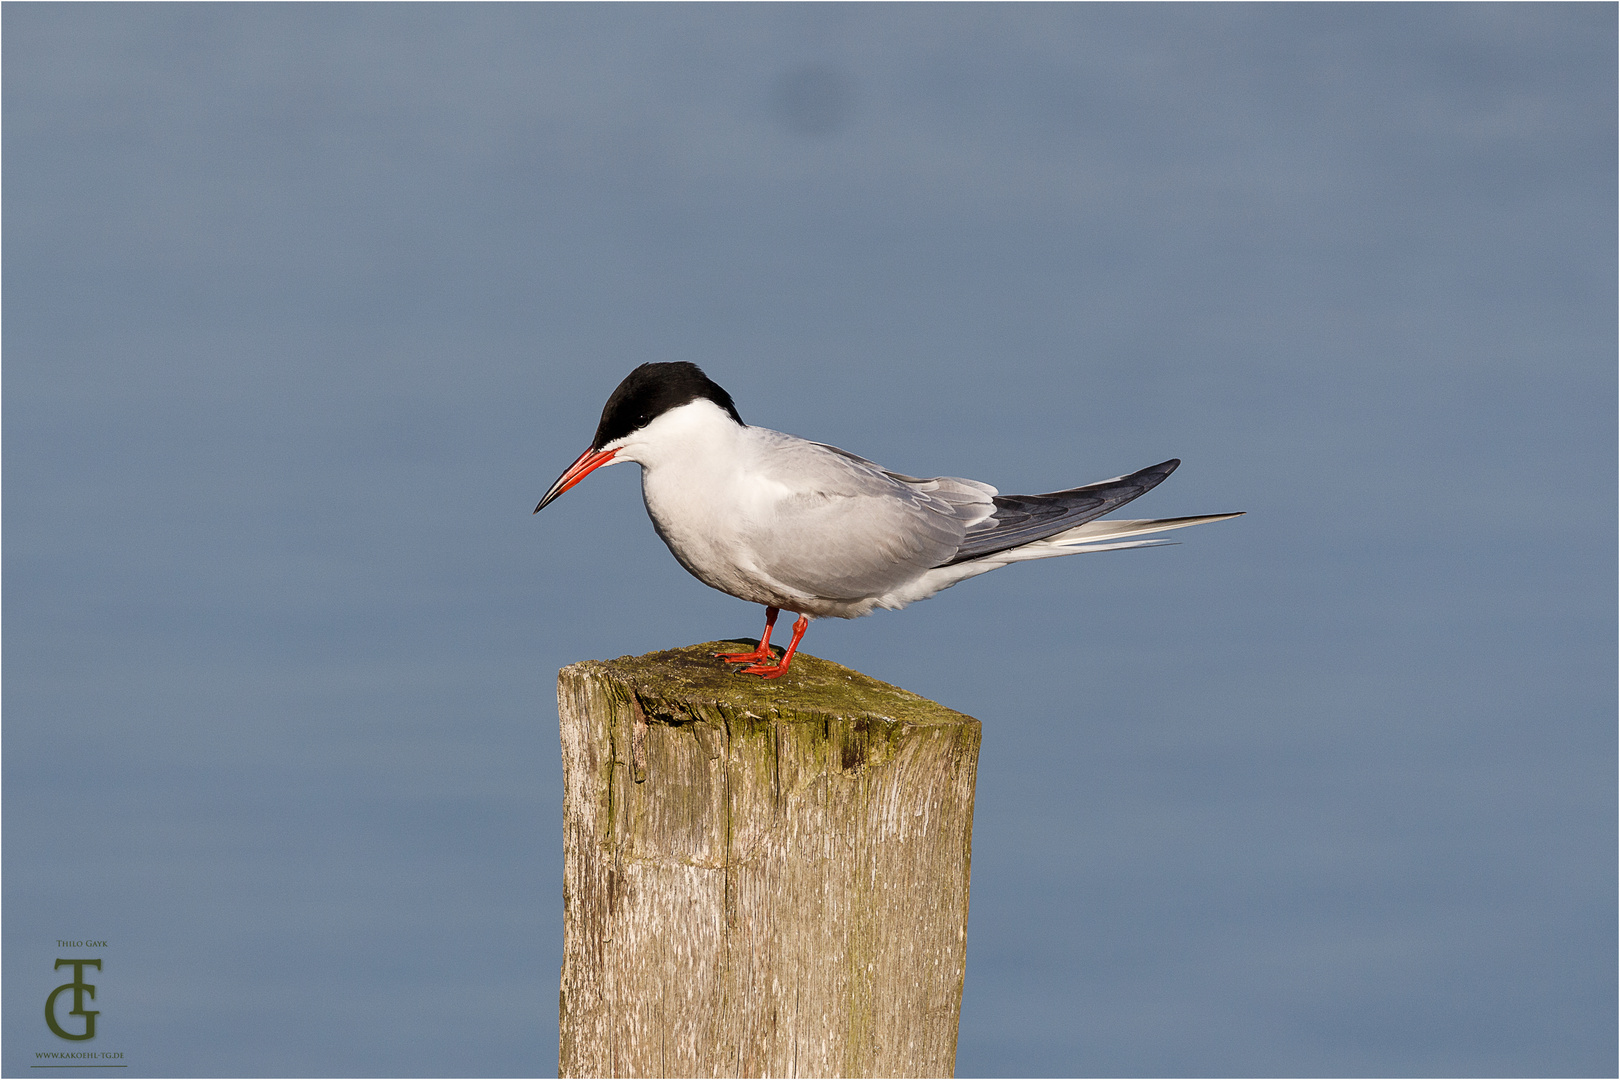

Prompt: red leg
[
  {"left": 741, "top": 614, "right": 809, "bottom": 679},
  {"left": 715, "top": 606, "right": 779, "bottom": 664}
]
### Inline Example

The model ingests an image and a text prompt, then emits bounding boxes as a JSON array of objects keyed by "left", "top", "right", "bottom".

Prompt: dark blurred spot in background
[{"left": 770, "top": 63, "right": 854, "bottom": 137}]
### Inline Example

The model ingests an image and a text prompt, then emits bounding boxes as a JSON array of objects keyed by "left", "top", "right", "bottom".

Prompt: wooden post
[{"left": 557, "top": 642, "right": 981, "bottom": 1078}]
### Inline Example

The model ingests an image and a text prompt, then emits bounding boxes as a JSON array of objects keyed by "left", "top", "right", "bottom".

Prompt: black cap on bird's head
[
  {"left": 536, "top": 362, "right": 744, "bottom": 514},
  {"left": 592, "top": 362, "right": 744, "bottom": 450}
]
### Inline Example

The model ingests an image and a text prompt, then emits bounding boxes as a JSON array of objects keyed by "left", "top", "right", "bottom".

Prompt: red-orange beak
[{"left": 534, "top": 447, "right": 619, "bottom": 513}]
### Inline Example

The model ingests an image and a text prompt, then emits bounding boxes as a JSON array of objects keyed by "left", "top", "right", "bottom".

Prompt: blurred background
[{"left": 5, "top": 5, "right": 1614, "bottom": 1076}]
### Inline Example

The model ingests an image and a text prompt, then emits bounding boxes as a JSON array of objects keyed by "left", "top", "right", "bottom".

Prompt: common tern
[{"left": 536, "top": 362, "right": 1241, "bottom": 678}]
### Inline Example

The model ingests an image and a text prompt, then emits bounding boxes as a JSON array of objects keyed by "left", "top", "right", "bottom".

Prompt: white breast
[{"left": 615, "top": 401, "right": 810, "bottom": 610}]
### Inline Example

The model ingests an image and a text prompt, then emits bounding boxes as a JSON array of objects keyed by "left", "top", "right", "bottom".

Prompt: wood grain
[{"left": 558, "top": 642, "right": 981, "bottom": 1078}]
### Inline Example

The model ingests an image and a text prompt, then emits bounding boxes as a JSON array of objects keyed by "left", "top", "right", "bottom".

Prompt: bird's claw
[
  {"left": 717, "top": 611, "right": 804, "bottom": 679},
  {"left": 714, "top": 646, "right": 775, "bottom": 664}
]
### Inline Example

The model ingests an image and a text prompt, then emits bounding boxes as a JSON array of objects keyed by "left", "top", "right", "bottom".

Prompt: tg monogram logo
[{"left": 45, "top": 959, "right": 101, "bottom": 1041}]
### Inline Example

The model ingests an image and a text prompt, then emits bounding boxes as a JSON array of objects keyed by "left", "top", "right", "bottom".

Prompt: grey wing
[
  {"left": 942, "top": 458, "right": 1180, "bottom": 565},
  {"left": 747, "top": 437, "right": 997, "bottom": 601}
]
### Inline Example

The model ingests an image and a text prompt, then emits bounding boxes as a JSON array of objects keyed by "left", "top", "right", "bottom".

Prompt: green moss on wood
[{"left": 565, "top": 640, "right": 977, "bottom": 729}]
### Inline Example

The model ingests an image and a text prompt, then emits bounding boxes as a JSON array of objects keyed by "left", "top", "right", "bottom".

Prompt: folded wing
[
  {"left": 743, "top": 438, "right": 1240, "bottom": 606},
  {"left": 743, "top": 436, "right": 995, "bottom": 602}
]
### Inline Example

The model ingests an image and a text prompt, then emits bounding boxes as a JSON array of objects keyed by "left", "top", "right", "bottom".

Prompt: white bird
[{"left": 536, "top": 362, "right": 1241, "bottom": 679}]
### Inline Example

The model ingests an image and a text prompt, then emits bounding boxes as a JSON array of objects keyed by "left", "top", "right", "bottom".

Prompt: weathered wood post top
[{"left": 558, "top": 642, "right": 982, "bottom": 1078}]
